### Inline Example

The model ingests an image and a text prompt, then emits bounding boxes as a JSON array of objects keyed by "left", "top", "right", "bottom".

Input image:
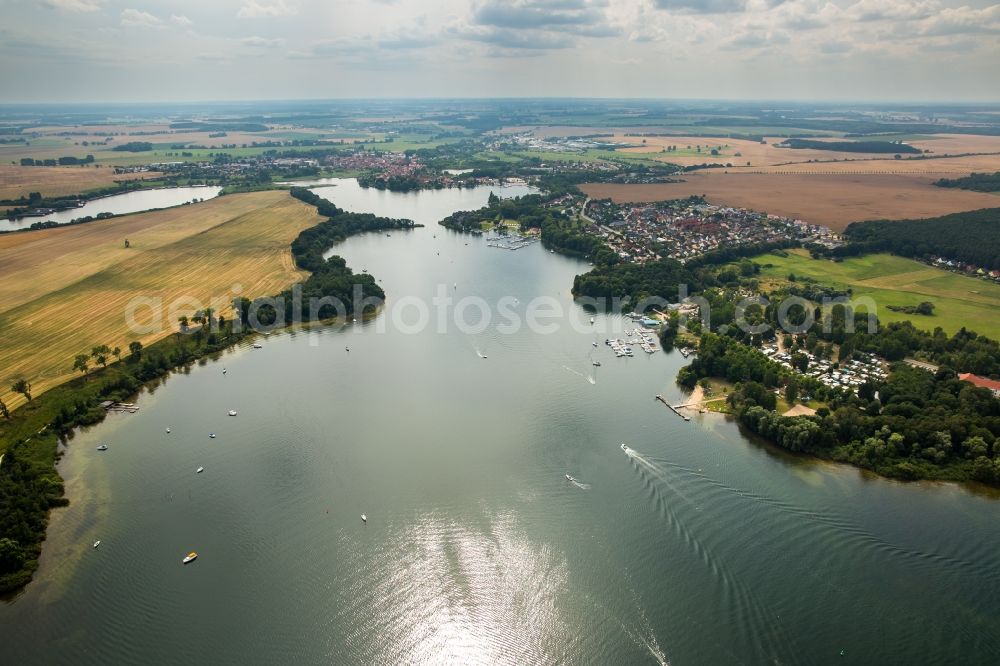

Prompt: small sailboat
[
  {"left": 182, "top": 552, "right": 198, "bottom": 564},
  {"left": 97, "top": 444, "right": 108, "bottom": 451},
  {"left": 209, "top": 433, "right": 216, "bottom": 439},
  {"left": 361, "top": 514, "right": 368, "bottom": 523},
  {"left": 228, "top": 410, "right": 237, "bottom": 416},
  {"left": 93, "top": 540, "right": 101, "bottom": 549},
  {"left": 196, "top": 467, "right": 204, "bottom": 474}
]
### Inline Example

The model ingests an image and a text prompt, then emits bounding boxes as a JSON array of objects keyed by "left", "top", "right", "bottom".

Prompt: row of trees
[{"left": 20, "top": 155, "right": 94, "bottom": 166}]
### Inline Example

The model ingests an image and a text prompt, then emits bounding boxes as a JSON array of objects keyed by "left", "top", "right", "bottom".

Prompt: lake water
[
  {"left": 2, "top": 183, "right": 999, "bottom": 664},
  {"left": 0, "top": 185, "right": 222, "bottom": 232}
]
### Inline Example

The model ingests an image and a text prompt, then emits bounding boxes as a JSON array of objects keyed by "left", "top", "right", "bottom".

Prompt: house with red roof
[{"left": 959, "top": 373, "right": 1000, "bottom": 398}]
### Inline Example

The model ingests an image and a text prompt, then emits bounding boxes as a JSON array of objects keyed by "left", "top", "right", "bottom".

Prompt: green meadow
[{"left": 754, "top": 249, "right": 1000, "bottom": 339}]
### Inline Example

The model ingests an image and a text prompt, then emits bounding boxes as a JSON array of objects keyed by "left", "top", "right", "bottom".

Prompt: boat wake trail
[
  {"left": 620, "top": 443, "right": 802, "bottom": 664},
  {"left": 562, "top": 365, "right": 595, "bottom": 385},
  {"left": 566, "top": 476, "right": 591, "bottom": 490}
]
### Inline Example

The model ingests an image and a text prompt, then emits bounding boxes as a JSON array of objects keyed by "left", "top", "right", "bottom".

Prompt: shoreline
[{"left": 0, "top": 185, "right": 224, "bottom": 235}]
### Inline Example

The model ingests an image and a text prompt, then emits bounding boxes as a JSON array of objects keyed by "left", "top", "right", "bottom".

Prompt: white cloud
[
  {"left": 846, "top": 0, "right": 939, "bottom": 23},
  {"left": 241, "top": 36, "right": 285, "bottom": 48},
  {"left": 237, "top": 1, "right": 297, "bottom": 19},
  {"left": 121, "top": 9, "right": 162, "bottom": 28},
  {"left": 41, "top": 0, "right": 102, "bottom": 12},
  {"left": 917, "top": 4, "right": 1000, "bottom": 36},
  {"left": 170, "top": 15, "right": 193, "bottom": 27}
]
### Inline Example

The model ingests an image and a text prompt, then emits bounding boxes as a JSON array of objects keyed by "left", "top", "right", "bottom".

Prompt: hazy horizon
[{"left": 2, "top": 0, "right": 999, "bottom": 103}]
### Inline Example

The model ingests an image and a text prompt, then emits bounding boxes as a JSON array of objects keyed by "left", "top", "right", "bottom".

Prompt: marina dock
[{"left": 485, "top": 234, "right": 538, "bottom": 250}]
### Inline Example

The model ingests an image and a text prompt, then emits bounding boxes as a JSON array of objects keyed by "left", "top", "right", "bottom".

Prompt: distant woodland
[
  {"left": 935, "top": 172, "right": 1000, "bottom": 192},
  {"left": 839, "top": 209, "right": 1000, "bottom": 270},
  {"left": 778, "top": 138, "right": 921, "bottom": 154}
]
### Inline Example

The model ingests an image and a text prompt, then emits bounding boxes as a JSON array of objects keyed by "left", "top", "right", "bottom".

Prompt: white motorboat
[
  {"left": 97, "top": 444, "right": 108, "bottom": 451},
  {"left": 223, "top": 368, "right": 227, "bottom": 374},
  {"left": 252, "top": 343, "right": 263, "bottom": 349},
  {"left": 182, "top": 552, "right": 198, "bottom": 564},
  {"left": 590, "top": 316, "right": 595, "bottom": 324},
  {"left": 93, "top": 540, "right": 101, "bottom": 548},
  {"left": 209, "top": 433, "right": 216, "bottom": 439},
  {"left": 196, "top": 467, "right": 204, "bottom": 474},
  {"left": 165, "top": 427, "right": 171, "bottom": 434},
  {"left": 361, "top": 514, "right": 368, "bottom": 523},
  {"left": 228, "top": 410, "right": 237, "bottom": 416},
  {"left": 620, "top": 442, "right": 628, "bottom": 453},
  {"left": 593, "top": 361, "right": 601, "bottom": 367}
]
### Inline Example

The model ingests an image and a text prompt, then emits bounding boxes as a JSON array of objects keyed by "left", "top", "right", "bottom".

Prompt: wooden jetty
[{"left": 655, "top": 394, "right": 690, "bottom": 421}]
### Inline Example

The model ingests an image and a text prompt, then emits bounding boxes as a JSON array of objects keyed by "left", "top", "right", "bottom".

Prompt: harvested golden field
[
  {"left": 0, "top": 190, "right": 319, "bottom": 407},
  {"left": 614, "top": 133, "right": 1000, "bottom": 168},
  {"left": 614, "top": 134, "right": 888, "bottom": 166},
  {"left": 581, "top": 173, "right": 1000, "bottom": 231},
  {"left": 745, "top": 154, "right": 1000, "bottom": 175},
  {"left": 0, "top": 165, "right": 160, "bottom": 200}
]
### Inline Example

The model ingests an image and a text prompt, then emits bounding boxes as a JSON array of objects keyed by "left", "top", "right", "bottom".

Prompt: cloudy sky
[{"left": 1, "top": 0, "right": 998, "bottom": 102}]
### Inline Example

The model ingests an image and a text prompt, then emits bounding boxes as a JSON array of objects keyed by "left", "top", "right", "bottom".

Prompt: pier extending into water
[{"left": 656, "top": 394, "right": 690, "bottom": 421}]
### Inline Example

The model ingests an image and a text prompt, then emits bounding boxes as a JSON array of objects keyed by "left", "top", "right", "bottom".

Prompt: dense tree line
[
  {"left": 440, "top": 193, "right": 552, "bottom": 232},
  {"left": 678, "top": 333, "right": 1000, "bottom": 485},
  {"left": 19, "top": 155, "right": 94, "bottom": 166},
  {"left": 839, "top": 208, "right": 1000, "bottom": 270},
  {"left": 573, "top": 258, "right": 700, "bottom": 309},
  {"left": 356, "top": 172, "right": 429, "bottom": 192},
  {"left": 440, "top": 193, "right": 618, "bottom": 263},
  {"left": 233, "top": 188, "right": 418, "bottom": 323},
  {"left": 168, "top": 121, "right": 268, "bottom": 132},
  {"left": 934, "top": 172, "right": 1000, "bottom": 192},
  {"left": 778, "top": 138, "right": 921, "bottom": 154},
  {"left": 111, "top": 142, "right": 154, "bottom": 152}
]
